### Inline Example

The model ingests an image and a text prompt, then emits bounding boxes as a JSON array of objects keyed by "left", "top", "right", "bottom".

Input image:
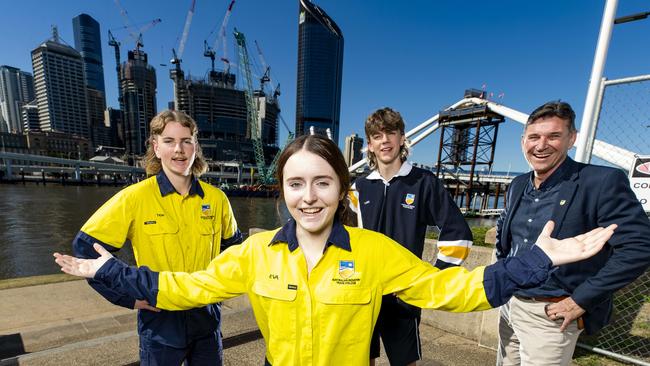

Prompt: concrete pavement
[{"left": 0, "top": 276, "right": 499, "bottom": 365}]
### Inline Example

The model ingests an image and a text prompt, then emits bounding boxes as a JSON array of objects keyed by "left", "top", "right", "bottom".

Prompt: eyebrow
[{"left": 285, "top": 175, "right": 335, "bottom": 181}]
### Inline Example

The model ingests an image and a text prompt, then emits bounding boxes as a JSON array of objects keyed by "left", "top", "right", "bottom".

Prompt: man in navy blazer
[{"left": 495, "top": 101, "right": 650, "bottom": 366}]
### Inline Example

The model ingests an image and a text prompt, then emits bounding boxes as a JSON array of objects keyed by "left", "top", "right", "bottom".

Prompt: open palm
[
  {"left": 535, "top": 221, "right": 617, "bottom": 266},
  {"left": 53, "top": 243, "right": 113, "bottom": 278}
]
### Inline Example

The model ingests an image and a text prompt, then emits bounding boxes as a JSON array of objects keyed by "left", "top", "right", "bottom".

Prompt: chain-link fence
[{"left": 578, "top": 74, "right": 650, "bottom": 365}]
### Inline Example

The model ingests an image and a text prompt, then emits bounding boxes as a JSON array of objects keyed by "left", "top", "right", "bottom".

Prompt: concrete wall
[{"left": 420, "top": 237, "right": 499, "bottom": 350}]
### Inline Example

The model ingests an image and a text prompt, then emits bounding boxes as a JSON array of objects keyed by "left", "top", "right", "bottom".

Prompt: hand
[
  {"left": 134, "top": 299, "right": 161, "bottom": 312},
  {"left": 535, "top": 221, "right": 616, "bottom": 266},
  {"left": 53, "top": 243, "right": 113, "bottom": 278},
  {"left": 544, "top": 297, "right": 585, "bottom": 331}
]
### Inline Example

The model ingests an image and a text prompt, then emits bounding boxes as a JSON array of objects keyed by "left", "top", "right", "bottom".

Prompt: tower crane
[
  {"left": 170, "top": 0, "right": 196, "bottom": 68},
  {"left": 169, "top": 0, "right": 196, "bottom": 110},
  {"left": 107, "top": 30, "right": 123, "bottom": 110},
  {"left": 113, "top": 0, "right": 161, "bottom": 51},
  {"left": 234, "top": 28, "right": 271, "bottom": 184},
  {"left": 253, "top": 40, "right": 280, "bottom": 97},
  {"left": 204, "top": 0, "right": 235, "bottom": 75}
]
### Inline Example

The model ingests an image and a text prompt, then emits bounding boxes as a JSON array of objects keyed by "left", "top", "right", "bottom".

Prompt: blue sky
[{"left": 1, "top": 0, "right": 649, "bottom": 172}]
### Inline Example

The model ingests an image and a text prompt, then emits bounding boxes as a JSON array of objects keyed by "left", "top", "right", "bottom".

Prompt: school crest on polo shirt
[
  {"left": 401, "top": 193, "right": 416, "bottom": 209},
  {"left": 332, "top": 260, "right": 361, "bottom": 285}
]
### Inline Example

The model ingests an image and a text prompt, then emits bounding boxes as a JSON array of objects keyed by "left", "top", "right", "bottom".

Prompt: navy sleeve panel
[
  {"left": 95, "top": 257, "right": 160, "bottom": 307},
  {"left": 221, "top": 229, "right": 244, "bottom": 253},
  {"left": 434, "top": 260, "right": 458, "bottom": 270},
  {"left": 72, "top": 232, "right": 136, "bottom": 309},
  {"left": 483, "top": 245, "right": 552, "bottom": 307}
]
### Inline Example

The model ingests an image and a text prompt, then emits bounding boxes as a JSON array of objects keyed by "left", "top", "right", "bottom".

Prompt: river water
[{"left": 0, "top": 184, "right": 495, "bottom": 280}]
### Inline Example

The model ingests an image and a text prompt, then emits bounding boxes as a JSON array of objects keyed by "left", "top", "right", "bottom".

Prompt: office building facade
[
  {"left": 343, "top": 133, "right": 364, "bottom": 167},
  {"left": 31, "top": 34, "right": 90, "bottom": 139},
  {"left": 0, "top": 66, "right": 35, "bottom": 133},
  {"left": 120, "top": 49, "right": 157, "bottom": 155},
  {"left": 295, "top": 0, "right": 344, "bottom": 144}
]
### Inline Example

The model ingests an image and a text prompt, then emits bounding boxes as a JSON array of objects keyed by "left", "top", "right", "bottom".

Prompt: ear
[
  {"left": 367, "top": 141, "right": 375, "bottom": 153},
  {"left": 569, "top": 130, "right": 577, "bottom": 146},
  {"left": 152, "top": 138, "right": 161, "bottom": 159},
  {"left": 400, "top": 133, "right": 406, "bottom": 147}
]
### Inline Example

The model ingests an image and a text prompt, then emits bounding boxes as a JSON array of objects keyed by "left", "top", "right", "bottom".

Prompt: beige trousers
[{"left": 496, "top": 296, "right": 583, "bottom": 366}]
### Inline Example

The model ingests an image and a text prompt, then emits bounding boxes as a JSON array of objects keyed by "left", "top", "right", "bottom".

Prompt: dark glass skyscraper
[
  {"left": 120, "top": 49, "right": 157, "bottom": 155},
  {"left": 72, "top": 14, "right": 105, "bottom": 93},
  {"left": 295, "top": 0, "right": 343, "bottom": 144}
]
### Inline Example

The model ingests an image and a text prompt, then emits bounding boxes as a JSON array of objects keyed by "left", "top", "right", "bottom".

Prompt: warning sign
[{"left": 629, "top": 156, "right": 650, "bottom": 212}]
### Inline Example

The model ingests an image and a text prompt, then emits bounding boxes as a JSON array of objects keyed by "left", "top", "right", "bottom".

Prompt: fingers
[
  {"left": 541, "top": 220, "right": 555, "bottom": 237},
  {"left": 93, "top": 243, "right": 111, "bottom": 257},
  {"left": 559, "top": 318, "right": 571, "bottom": 332},
  {"left": 581, "top": 225, "right": 616, "bottom": 254},
  {"left": 144, "top": 305, "right": 161, "bottom": 312}
]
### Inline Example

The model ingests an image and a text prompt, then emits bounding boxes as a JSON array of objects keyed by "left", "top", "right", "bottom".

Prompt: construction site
[{"left": 106, "top": 0, "right": 288, "bottom": 183}]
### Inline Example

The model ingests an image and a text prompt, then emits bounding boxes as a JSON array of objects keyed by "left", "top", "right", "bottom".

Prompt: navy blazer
[{"left": 496, "top": 157, "right": 650, "bottom": 334}]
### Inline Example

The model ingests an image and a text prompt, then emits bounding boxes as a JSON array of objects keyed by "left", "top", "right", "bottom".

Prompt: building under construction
[{"left": 170, "top": 67, "right": 280, "bottom": 165}]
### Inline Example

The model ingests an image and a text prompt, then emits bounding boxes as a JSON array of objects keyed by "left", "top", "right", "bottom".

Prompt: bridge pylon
[{"left": 435, "top": 89, "right": 505, "bottom": 212}]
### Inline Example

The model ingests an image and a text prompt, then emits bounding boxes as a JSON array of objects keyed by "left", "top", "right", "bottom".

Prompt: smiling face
[
  {"left": 282, "top": 149, "right": 342, "bottom": 238},
  {"left": 152, "top": 121, "right": 197, "bottom": 179},
  {"left": 367, "top": 129, "right": 406, "bottom": 168},
  {"left": 522, "top": 116, "right": 576, "bottom": 186}
]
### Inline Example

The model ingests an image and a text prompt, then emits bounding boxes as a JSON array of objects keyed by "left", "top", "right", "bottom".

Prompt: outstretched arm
[
  {"left": 534, "top": 221, "right": 617, "bottom": 266},
  {"left": 385, "top": 221, "right": 616, "bottom": 311},
  {"left": 55, "top": 241, "right": 251, "bottom": 311}
]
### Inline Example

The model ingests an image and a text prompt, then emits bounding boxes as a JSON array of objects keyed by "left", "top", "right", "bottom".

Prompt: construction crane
[
  {"left": 107, "top": 30, "right": 123, "bottom": 110},
  {"left": 113, "top": 0, "right": 161, "bottom": 51},
  {"left": 170, "top": 0, "right": 196, "bottom": 70},
  {"left": 204, "top": 0, "right": 235, "bottom": 75},
  {"left": 234, "top": 28, "right": 273, "bottom": 184},
  {"left": 254, "top": 40, "right": 280, "bottom": 97}
]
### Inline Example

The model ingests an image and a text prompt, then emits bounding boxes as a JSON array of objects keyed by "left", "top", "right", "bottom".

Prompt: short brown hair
[
  {"left": 527, "top": 101, "right": 576, "bottom": 132},
  {"left": 143, "top": 110, "right": 208, "bottom": 176},
  {"left": 364, "top": 107, "right": 409, "bottom": 170},
  {"left": 276, "top": 135, "right": 352, "bottom": 225}
]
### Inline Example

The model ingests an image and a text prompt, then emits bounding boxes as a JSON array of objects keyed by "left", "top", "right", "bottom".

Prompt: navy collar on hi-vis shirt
[
  {"left": 269, "top": 218, "right": 351, "bottom": 252},
  {"left": 156, "top": 171, "right": 205, "bottom": 198}
]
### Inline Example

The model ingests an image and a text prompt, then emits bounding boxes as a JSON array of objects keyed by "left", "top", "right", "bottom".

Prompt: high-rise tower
[
  {"left": 31, "top": 28, "right": 89, "bottom": 138},
  {"left": 295, "top": 0, "right": 343, "bottom": 144},
  {"left": 0, "top": 66, "right": 35, "bottom": 133},
  {"left": 120, "top": 49, "right": 157, "bottom": 155},
  {"left": 72, "top": 14, "right": 105, "bottom": 93},
  {"left": 73, "top": 14, "right": 108, "bottom": 147}
]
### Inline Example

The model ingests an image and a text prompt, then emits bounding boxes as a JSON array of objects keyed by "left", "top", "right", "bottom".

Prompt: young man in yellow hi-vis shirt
[{"left": 72, "top": 110, "right": 242, "bottom": 366}]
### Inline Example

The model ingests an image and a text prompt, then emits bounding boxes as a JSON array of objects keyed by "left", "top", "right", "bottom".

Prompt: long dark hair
[{"left": 276, "top": 135, "right": 352, "bottom": 225}]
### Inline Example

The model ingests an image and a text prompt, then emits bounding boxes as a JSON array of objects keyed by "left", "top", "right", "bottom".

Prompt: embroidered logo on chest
[
  {"left": 201, "top": 204, "right": 215, "bottom": 219},
  {"left": 401, "top": 193, "right": 416, "bottom": 209},
  {"left": 332, "top": 260, "right": 361, "bottom": 285}
]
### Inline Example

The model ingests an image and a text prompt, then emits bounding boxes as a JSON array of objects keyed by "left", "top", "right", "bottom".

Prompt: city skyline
[{"left": 1, "top": 1, "right": 649, "bottom": 171}]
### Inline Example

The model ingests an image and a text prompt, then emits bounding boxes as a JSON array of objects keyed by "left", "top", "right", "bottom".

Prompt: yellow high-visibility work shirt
[
  {"left": 152, "top": 220, "right": 491, "bottom": 365},
  {"left": 80, "top": 174, "right": 239, "bottom": 272}
]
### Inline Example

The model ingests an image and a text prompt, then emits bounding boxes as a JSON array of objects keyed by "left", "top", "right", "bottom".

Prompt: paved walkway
[{"left": 0, "top": 277, "right": 500, "bottom": 365}]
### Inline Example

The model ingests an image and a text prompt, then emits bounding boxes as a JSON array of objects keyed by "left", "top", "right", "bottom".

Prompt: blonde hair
[{"left": 143, "top": 110, "right": 208, "bottom": 176}]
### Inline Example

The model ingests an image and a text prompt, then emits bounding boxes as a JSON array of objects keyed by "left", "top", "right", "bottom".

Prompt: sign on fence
[{"left": 629, "top": 156, "right": 650, "bottom": 212}]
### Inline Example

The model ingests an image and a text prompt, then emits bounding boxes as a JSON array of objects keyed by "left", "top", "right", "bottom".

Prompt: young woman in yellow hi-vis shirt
[{"left": 55, "top": 135, "right": 616, "bottom": 366}]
